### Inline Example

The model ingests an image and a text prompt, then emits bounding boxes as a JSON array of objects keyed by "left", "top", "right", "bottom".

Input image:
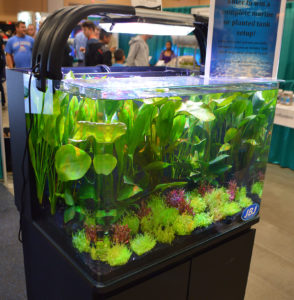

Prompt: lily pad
[
  {"left": 55, "top": 144, "right": 91, "bottom": 181},
  {"left": 93, "top": 154, "right": 117, "bottom": 175},
  {"left": 71, "top": 121, "right": 127, "bottom": 144}
]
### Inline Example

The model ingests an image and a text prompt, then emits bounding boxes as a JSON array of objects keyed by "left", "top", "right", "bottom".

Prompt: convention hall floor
[{"left": 1, "top": 96, "right": 294, "bottom": 299}]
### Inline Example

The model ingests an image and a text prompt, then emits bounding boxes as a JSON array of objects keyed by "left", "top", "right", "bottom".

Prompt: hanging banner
[{"left": 205, "top": 0, "right": 287, "bottom": 79}]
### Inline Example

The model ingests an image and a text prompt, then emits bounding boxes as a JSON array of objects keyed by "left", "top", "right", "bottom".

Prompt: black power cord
[{"left": 18, "top": 64, "right": 39, "bottom": 243}]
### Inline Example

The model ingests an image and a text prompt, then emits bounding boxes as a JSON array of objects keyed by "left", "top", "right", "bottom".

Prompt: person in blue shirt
[
  {"left": 112, "top": 49, "right": 125, "bottom": 67},
  {"left": 5, "top": 21, "right": 34, "bottom": 68},
  {"left": 74, "top": 29, "right": 87, "bottom": 65}
]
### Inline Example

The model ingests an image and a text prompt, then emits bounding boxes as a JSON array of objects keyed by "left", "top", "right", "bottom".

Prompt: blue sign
[
  {"left": 241, "top": 203, "right": 260, "bottom": 221},
  {"left": 205, "top": 0, "right": 286, "bottom": 79}
]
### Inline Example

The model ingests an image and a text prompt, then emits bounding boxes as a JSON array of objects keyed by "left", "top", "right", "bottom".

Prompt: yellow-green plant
[
  {"left": 154, "top": 226, "right": 175, "bottom": 244},
  {"left": 106, "top": 244, "right": 132, "bottom": 266},
  {"left": 130, "top": 233, "right": 156, "bottom": 255},
  {"left": 173, "top": 214, "right": 196, "bottom": 235}
]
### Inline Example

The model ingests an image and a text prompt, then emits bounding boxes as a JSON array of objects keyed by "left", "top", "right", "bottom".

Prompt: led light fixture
[
  {"left": 99, "top": 8, "right": 195, "bottom": 36},
  {"left": 99, "top": 22, "right": 194, "bottom": 36}
]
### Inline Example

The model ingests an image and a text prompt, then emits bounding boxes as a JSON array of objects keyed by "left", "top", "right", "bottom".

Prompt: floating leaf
[
  {"left": 117, "top": 185, "right": 143, "bottom": 201},
  {"left": 154, "top": 182, "right": 187, "bottom": 191},
  {"left": 224, "top": 128, "right": 237, "bottom": 143},
  {"left": 178, "top": 101, "right": 215, "bottom": 122},
  {"left": 64, "top": 207, "right": 75, "bottom": 223},
  {"left": 72, "top": 121, "right": 127, "bottom": 144},
  {"left": 219, "top": 143, "right": 231, "bottom": 152},
  {"left": 144, "top": 161, "right": 170, "bottom": 172},
  {"left": 93, "top": 154, "right": 117, "bottom": 175},
  {"left": 55, "top": 144, "right": 91, "bottom": 181},
  {"left": 209, "top": 154, "right": 229, "bottom": 165}
]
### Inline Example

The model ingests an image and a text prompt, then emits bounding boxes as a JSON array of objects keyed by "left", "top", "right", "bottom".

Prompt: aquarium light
[{"left": 99, "top": 22, "right": 194, "bottom": 36}]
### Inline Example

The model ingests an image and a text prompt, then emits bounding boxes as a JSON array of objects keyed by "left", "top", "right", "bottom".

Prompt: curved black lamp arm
[
  {"left": 32, "top": 4, "right": 208, "bottom": 92},
  {"left": 32, "top": 4, "right": 135, "bottom": 91}
]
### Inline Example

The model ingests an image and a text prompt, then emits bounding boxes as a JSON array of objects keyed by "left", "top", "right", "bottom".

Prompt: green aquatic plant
[
  {"left": 140, "top": 215, "right": 154, "bottom": 234},
  {"left": 106, "top": 244, "right": 132, "bottom": 266},
  {"left": 72, "top": 230, "right": 91, "bottom": 253},
  {"left": 220, "top": 202, "right": 241, "bottom": 217},
  {"left": 154, "top": 226, "right": 175, "bottom": 244},
  {"left": 189, "top": 192, "right": 207, "bottom": 214},
  {"left": 91, "top": 236, "right": 111, "bottom": 261},
  {"left": 173, "top": 214, "right": 196, "bottom": 235},
  {"left": 121, "top": 214, "right": 140, "bottom": 236},
  {"left": 251, "top": 181, "right": 264, "bottom": 198},
  {"left": 235, "top": 187, "right": 253, "bottom": 208},
  {"left": 204, "top": 188, "right": 230, "bottom": 210},
  {"left": 130, "top": 233, "right": 157, "bottom": 256},
  {"left": 194, "top": 213, "right": 213, "bottom": 228}
]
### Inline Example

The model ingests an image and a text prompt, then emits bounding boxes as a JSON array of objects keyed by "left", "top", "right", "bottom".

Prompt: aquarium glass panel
[{"left": 24, "top": 71, "right": 278, "bottom": 281}]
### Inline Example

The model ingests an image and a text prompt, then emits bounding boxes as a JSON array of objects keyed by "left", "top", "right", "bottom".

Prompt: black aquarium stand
[{"left": 22, "top": 217, "right": 256, "bottom": 300}]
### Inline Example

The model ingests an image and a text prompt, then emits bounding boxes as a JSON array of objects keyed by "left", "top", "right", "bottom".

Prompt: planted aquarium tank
[{"left": 24, "top": 68, "right": 277, "bottom": 281}]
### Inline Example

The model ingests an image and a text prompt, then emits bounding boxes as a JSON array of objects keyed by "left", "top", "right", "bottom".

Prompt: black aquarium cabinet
[{"left": 6, "top": 4, "right": 278, "bottom": 300}]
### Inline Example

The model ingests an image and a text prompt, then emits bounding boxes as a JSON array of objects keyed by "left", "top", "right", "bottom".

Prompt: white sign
[{"left": 131, "top": 0, "right": 162, "bottom": 9}]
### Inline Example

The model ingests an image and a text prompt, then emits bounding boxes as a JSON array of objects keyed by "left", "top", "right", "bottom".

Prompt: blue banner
[{"left": 208, "top": 0, "right": 284, "bottom": 78}]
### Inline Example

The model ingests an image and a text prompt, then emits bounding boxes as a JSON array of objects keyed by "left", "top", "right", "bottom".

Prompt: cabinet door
[
  {"left": 188, "top": 229, "right": 255, "bottom": 300},
  {"left": 107, "top": 262, "right": 190, "bottom": 300}
]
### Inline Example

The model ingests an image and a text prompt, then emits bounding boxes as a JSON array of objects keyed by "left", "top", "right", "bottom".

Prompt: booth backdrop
[{"left": 268, "top": 2, "right": 294, "bottom": 170}]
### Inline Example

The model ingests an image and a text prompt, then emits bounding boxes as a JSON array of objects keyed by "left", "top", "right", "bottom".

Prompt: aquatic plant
[
  {"left": 137, "top": 202, "right": 152, "bottom": 219},
  {"left": 91, "top": 236, "right": 111, "bottom": 261},
  {"left": 85, "top": 225, "right": 98, "bottom": 243},
  {"left": 121, "top": 214, "right": 140, "bottom": 236},
  {"left": 189, "top": 192, "right": 207, "bottom": 214},
  {"left": 106, "top": 244, "right": 132, "bottom": 266},
  {"left": 198, "top": 182, "right": 214, "bottom": 197},
  {"left": 235, "top": 187, "right": 253, "bottom": 208},
  {"left": 166, "top": 189, "right": 194, "bottom": 215},
  {"left": 112, "top": 224, "right": 131, "bottom": 245},
  {"left": 251, "top": 182, "right": 264, "bottom": 198},
  {"left": 72, "top": 230, "right": 91, "bottom": 253},
  {"left": 227, "top": 180, "right": 237, "bottom": 201},
  {"left": 154, "top": 226, "right": 175, "bottom": 244},
  {"left": 220, "top": 202, "right": 241, "bottom": 217},
  {"left": 166, "top": 189, "right": 185, "bottom": 207},
  {"left": 194, "top": 213, "right": 213, "bottom": 228},
  {"left": 140, "top": 215, "right": 154, "bottom": 234},
  {"left": 204, "top": 188, "right": 230, "bottom": 210},
  {"left": 130, "top": 233, "right": 157, "bottom": 256},
  {"left": 173, "top": 214, "right": 196, "bottom": 235}
]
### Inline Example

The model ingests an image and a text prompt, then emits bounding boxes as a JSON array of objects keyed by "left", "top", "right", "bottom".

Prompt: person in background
[
  {"left": 27, "top": 24, "right": 36, "bottom": 39},
  {"left": 5, "top": 21, "right": 34, "bottom": 68},
  {"left": 98, "top": 29, "right": 113, "bottom": 66},
  {"left": 74, "top": 28, "right": 87, "bottom": 66},
  {"left": 126, "top": 35, "right": 152, "bottom": 66},
  {"left": 0, "top": 33, "right": 6, "bottom": 106},
  {"left": 112, "top": 49, "right": 125, "bottom": 67},
  {"left": 159, "top": 40, "right": 176, "bottom": 64},
  {"left": 81, "top": 21, "right": 100, "bottom": 66}
]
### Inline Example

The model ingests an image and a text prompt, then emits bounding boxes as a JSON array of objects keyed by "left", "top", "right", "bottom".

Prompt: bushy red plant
[
  {"left": 112, "top": 224, "right": 131, "bottom": 244},
  {"left": 227, "top": 180, "right": 237, "bottom": 201},
  {"left": 85, "top": 225, "right": 98, "bottom": 243},
  {"left": 198, "top": 182, "right": 213, "bottom": 197},
  {"left": 166, "top": 189, "right": 194, "bottom": 216},
  {"left": 137, "top": 202, "right": 151, "bottom": 219}
]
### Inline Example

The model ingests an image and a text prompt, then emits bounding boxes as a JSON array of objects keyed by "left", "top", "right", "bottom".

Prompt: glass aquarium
[{"left": 24, "top": 69, "right": 278, "bottom": 281}]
